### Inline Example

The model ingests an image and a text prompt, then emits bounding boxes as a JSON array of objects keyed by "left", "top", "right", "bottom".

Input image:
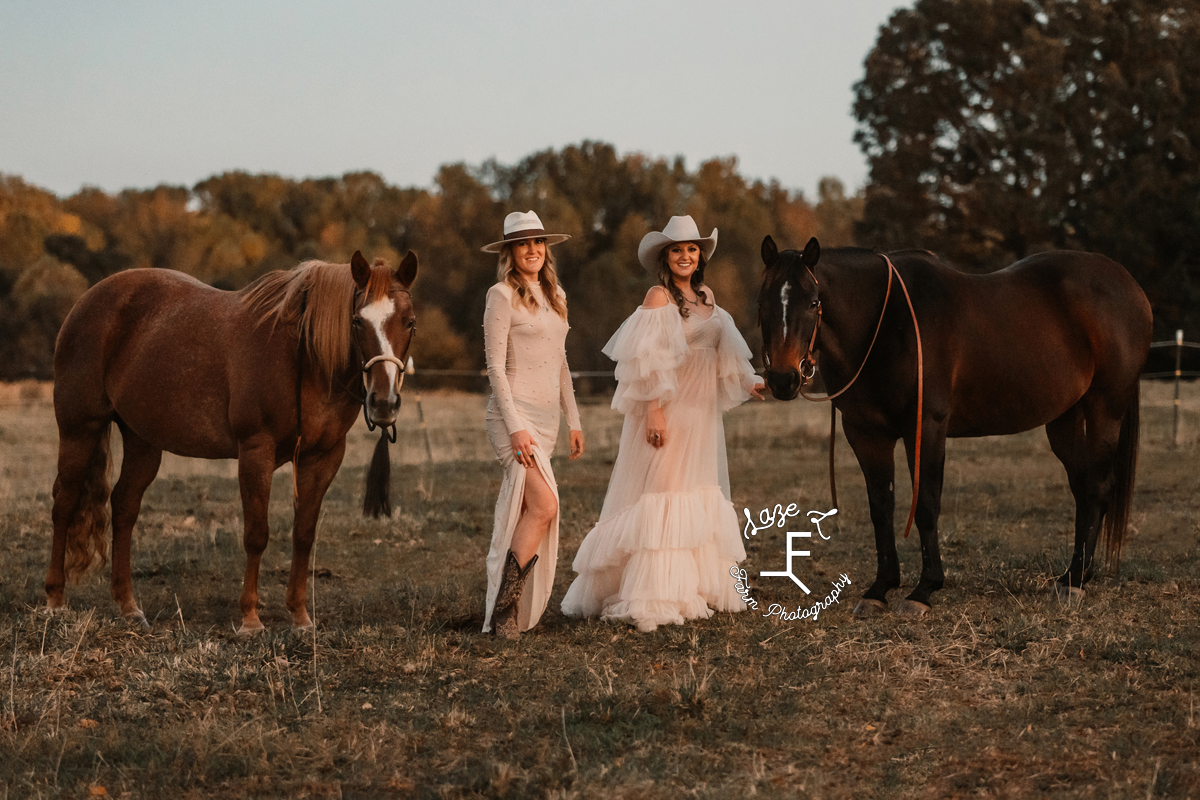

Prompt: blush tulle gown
[{"left": 561, "top": 299, "right": 761, "bottom": 631}]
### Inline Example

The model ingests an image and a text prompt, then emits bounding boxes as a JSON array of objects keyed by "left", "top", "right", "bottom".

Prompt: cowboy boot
[{"left": 492, "top": 550, "right": 538, "bottom": 640}]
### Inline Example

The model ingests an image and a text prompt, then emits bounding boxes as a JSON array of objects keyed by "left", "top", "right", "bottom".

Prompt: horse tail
[
  {"left": 62, "top": 422, "right": 114, "bottom": 582},
  {"left": 362, "top": 431, "right": 392, "bottom": 518},
  {"left": 1102, "top": 383, "right": 1140, "bottom": 568}
]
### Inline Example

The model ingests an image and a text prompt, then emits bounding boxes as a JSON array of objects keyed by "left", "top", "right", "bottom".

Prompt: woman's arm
[
  {"left": 705, "top": 287, "right": 763, "bottom": 400},
  {"left": 713, "top": 305, "right": 766, "bottom": 408},
  {"left": 483, "top": 285, "right": 528, "bottom": 437},
  {"left": 559, "top": 349, "right": 584, "bottom": 459},
  {"left": 642, "top": 286, "right": 671, "bottom": 447},
  {"left": 602, "top": 289, "right": 689, "bottom": 425}
]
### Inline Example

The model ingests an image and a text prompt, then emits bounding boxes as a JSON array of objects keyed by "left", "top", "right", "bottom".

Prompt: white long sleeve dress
[
  {"left": 560, "top": 298, "right": 762, "bottom": 631},
  {"left": 482, "top": 281, "right": 582, "bottom": 633}
]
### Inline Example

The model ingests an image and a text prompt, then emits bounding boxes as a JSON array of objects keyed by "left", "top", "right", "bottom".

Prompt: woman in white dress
[
  {"left": 481, "top": 211, "right": 585, "bottom": 639},
  {"left": 561, "top": 215, "right": 764, "bottom": 632}
]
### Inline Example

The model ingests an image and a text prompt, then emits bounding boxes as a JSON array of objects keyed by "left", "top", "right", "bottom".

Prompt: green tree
[
  {"left": 813, "top": 177, "right": 863, "bottom": 248},
  {"left": 854, "top": 0, "right": 1200, "bottom": 337}
]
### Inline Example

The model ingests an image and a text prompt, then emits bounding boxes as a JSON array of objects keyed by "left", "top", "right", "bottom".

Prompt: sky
[{"left": 1, "top": 1, "right": 908, "bottom": 201}]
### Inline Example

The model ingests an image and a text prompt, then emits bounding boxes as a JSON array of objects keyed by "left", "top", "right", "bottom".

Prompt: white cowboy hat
[
  {"left": 637, "top": 215, "right": 718, "bottom": 271},
  {"left": 480, "top": 210, "right": 571, "bottom": 253}
]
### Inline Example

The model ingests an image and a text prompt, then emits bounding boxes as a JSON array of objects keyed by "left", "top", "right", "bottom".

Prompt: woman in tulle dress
[
  {"left": 480, "top": 211, "right": 585, "bottom": 640},
  {"left": 561, "top": 215, "right": 764, "bottom": 632}
]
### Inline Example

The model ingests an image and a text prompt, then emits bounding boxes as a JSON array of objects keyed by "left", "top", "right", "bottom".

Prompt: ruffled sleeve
[
  {"left": 714, "top": 306, "right": 765, "bottom": 411},
  {"left": 602, "top": 304, "right": 689, "bottom": 415}
]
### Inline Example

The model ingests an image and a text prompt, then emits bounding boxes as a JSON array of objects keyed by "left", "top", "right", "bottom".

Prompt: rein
[{"left": 796, "top": 254, "right": 925, "bottom": 541}]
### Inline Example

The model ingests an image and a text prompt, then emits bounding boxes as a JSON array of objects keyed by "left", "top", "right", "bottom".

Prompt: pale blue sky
[{"left": 1, "top": 1, "right": 908, "bottom": 200}]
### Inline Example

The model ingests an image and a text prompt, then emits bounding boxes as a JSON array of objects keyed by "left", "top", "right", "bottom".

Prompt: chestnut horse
[
  {"left": 758, "top": 237, "right": 1151, "bottom": 616},
  {"left": 46, "top": 251, "right": 417, "bottom": 634}
]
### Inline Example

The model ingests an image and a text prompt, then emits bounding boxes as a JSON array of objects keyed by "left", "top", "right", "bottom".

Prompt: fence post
[
  {"left": 1174, "top": 330, "right": 1184, "bottom": 448},
  {"left": 407, "top": 358, "right": 435, "bottom": 463}
]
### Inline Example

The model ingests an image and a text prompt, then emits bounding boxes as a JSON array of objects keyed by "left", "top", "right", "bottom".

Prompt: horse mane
[{"left": 239, "top": 258, "right": 394, "bottom": 381}]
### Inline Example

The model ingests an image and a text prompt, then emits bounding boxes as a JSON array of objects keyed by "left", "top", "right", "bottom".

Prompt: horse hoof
[
  {"left": 853, "top": 599, "right": 889, "bottom": 618},
  {"left": 292, "top": 623, "right": 315, "bottom": 635},
  {"left": 1052, "top": 584, "right": 1085, "bottom": 602},
  {"left": 236, "top": 622, "right": 266, "bottom": 637},
  {"left": 894, "top": 599, "right": 931, "bottom": 618},
  {"left": 124, "top": 611, "right": 150, "bottom": 631}
]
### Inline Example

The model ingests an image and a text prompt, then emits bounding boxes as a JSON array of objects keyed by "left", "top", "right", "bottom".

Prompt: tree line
[
  {"left": 0, "top": 144, "right": 861, "bottom": 382},
  {"left": 3, "top": 0, "right": 1197, "bottom": 382}
]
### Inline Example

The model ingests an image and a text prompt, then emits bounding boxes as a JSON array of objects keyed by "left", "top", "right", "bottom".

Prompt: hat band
[{"left": 504, "top": 228, "right": 547, "bottom": 240}]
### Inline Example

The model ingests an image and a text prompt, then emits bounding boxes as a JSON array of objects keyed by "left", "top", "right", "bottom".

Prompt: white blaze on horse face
[
  {"left": 780, "top": 281, "right": 792, "bottom": 334},
  {"left": 360, "top": 297, "right": 399, "bottom": 404}
]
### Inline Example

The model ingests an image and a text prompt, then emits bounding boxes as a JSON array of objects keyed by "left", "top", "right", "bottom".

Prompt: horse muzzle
[
  {"left": 362, "top": 354, "right": 405, "bottom": 434},
  {"left": 365, "top": 391, "right": 400, "bottom": 428},
  {"left": 765, "top": 367, "right": 802, "bottom": 401}
]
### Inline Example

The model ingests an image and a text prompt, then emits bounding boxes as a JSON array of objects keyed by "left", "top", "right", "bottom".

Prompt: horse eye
[
  {"left": 810, "top": 299, "right": 820, "bottom": 308},
  {"left": 407, "top": 320, "right": 416, "bottom": 330}
]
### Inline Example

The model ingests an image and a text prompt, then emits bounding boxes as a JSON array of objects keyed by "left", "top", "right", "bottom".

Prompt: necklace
[{"left": 673, "top": 281, "right": 702, "bottom": 305}]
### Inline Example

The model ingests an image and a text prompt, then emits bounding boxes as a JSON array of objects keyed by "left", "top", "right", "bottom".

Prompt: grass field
[{"left": 1, "top": 382, "right": 1197, "bottom": 799}]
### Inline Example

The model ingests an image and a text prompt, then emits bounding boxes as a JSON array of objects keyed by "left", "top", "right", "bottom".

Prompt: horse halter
[
  {"left": 797, "top": 272, "right": 823, "bottom": 383},
  {"left": 361, "top": 354, "right": 406, "bottom": 443},
  {"left": 354, "top": 286, "right": 413, "bottom": 444}
]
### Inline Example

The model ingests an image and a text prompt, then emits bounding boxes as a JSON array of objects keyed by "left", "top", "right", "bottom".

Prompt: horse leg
[
  {"left": 842, "top": 420, "right": 899, "bottom": 616},
  {"left": 109, "top": 424, "right": 162, "bottom": 628},
  {"left": 236, "top": 437, "right": 275, "bottom": 635},
  {"left": 1077, "top": 401, "right": 1127, "bottom": 584},
  {"left": 897, "top": 421, "right": 948, "bottom": 616},
  {"left": 46, "top": 421, "right": 112, "bottom": 609},
  {"left": 286, "top": 441, "right": 347, "bottom": 631},
  {"left": 1046, "top": 406, "right": 1089, "bottom": 597}
]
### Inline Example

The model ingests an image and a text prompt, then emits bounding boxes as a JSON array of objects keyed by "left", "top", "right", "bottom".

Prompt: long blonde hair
[{"left": 496, "top": 242, "right": 568, "bottom": 319}]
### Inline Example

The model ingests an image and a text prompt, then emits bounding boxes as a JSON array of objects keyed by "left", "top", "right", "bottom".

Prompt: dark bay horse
[
  {"left": 757, "top": 237, "right": 1151, "bottom": 616},
  {"left": 46, "top": 251, "right": 417, "bottom": 634}
]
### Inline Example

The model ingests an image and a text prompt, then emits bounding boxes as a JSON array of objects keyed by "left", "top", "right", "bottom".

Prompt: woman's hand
[
  {"left": 749, "top": 382, "right": 766, "bottom": 401},
  {"left": 646, "top": 406, "right": 666, "bottom": 448},
  {"left": 569, "top": 429, "right": 585, "bottom": 460},
  {"left": 510, "top": 430, "right": 537, "bottom": 468}
]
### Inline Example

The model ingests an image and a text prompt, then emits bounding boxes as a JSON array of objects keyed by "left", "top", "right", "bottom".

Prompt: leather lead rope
[
  {"left": 828, "top": 404, "right": 838, "bottom": 510},
  {"left": 798, "top": 254, "right": 924, "bottom": 540}
]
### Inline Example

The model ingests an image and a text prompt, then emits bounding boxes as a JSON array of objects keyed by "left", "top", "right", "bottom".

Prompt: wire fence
[
  {"left": 2, "top": 335, "right": 1196, "bottom": 455},
  {"left": 1145, "top": 331, "right": 1199, "bottom": 447}
]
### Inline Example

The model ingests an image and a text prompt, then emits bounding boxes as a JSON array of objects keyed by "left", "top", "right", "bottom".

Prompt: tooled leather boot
[{"left": 492, "top": 550, "right": 538, "bottom": 640}]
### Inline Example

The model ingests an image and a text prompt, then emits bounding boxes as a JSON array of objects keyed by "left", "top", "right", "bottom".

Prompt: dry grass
[{"left": 0, "top": 382, "right": 1197, "bottom": 798}]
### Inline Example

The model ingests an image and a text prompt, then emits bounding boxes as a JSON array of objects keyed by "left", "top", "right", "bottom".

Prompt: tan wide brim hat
[
  {"left": 480, "top": 210, "right": 571, "bottom": 253},
  {"left": 637, "top": 215, "right": 718, "bottom": 271}
]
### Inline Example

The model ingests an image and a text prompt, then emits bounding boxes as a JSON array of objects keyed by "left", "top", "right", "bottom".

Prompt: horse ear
[
  {"left": 761, "top": 235, "right": 778, "bottom": 268},
  {"left": 802, "top": 237, "right": 820, "bottom": 268},
  {"left": 395, "top": 250, "right": 418, "bottom": 289},
  {"left": 350, "top": 250, "right": 371, "bottom": 289}
]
